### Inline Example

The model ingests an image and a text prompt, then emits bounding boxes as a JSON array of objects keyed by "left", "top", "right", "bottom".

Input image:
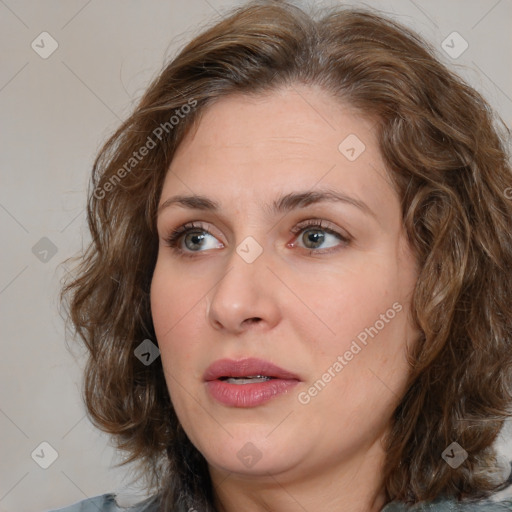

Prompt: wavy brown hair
[{"left": 61, "top": 1, "right": 512, "bottom": 510}]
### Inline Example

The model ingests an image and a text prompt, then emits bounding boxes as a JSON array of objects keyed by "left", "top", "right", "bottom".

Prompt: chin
[
  {"left": 194, "top": 426, "right": 302, "bottom": 476},
  {"left": 206, "top": 447, "right": 298, "bottom": 477}
]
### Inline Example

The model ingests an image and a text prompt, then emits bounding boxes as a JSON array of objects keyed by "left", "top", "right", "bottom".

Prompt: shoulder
[
  {"left": 47, "top": 493, "right": 159, "bottom": 512},
  {"left": 381, "top": 496, "right": 512, "bottom": 511}
]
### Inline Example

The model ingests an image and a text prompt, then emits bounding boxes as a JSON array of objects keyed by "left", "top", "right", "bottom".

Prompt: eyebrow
[{"left": 157, "top": 188, "right": 376, "bottom": 219}]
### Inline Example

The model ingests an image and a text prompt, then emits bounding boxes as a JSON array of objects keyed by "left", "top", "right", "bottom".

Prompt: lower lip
[{"left": 206, "top": 379, "right": 299, "bottom": 407}]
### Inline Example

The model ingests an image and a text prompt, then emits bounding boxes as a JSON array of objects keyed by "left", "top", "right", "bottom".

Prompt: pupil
[
  {"left": 185, "top": 231, "right": 205, "bottom": 250},
  {"left": 303, "top": 229, "right": 324, "bottom": 249}
]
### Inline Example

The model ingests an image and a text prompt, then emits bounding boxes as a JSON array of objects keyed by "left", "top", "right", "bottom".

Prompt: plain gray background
[{"left": 1, "top": 1, "right": 511, "bottom": 510}]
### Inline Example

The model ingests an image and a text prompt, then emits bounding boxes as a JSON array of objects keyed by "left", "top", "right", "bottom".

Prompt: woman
[{"left": 58, "top": 1, "right": 512, "bottom": 511}]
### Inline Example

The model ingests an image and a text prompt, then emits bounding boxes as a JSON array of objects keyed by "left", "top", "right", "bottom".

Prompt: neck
[{"left": 209, "top": 438, "right": 390, "bottom": 512}]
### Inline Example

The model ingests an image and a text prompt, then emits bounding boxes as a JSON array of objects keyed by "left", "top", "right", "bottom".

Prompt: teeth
[{"left": 225, "top": 375, "right": 272, "bottom": 384}]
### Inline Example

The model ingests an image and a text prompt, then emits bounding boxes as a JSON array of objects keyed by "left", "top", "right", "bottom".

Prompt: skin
[{"left": 150, "top": 84, "right": 420, "bottom": 512}]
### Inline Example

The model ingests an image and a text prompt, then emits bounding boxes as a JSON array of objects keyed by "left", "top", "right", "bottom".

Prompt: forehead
[
  {"left": 163, "top": 86, "right": 393, "bottom": 212},
  {"left": 174, "top": 86, "right": 373, "bottom": 158}
]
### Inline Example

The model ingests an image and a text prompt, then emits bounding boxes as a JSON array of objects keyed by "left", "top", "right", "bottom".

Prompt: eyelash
[{"left": 163, "top": 219, "right": 351, "bottom": 258}]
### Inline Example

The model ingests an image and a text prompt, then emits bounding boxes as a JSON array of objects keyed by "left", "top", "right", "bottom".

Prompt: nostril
[{"left": 244, "top": 317, "right": 262, "bottom": 325}]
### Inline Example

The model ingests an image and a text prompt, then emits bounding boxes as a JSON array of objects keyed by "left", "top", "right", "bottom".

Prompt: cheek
[
  {"left": 150, "top": 256, "right": 206, "bottom": 335},
  {"left": 298, "top": 257, "right": 399, "bottom": 339},
  {"left": 150, "top": 263, "right": 205, "bottom": 421},
  {"left": 150, "top": 260, "right": 205, "bottom": 372},
  {"left": 297, "top": 252, "right": 414, "bottom": 383},
  {"left": 300, "top": 280, "right": 411, "bottom": 431},
  {"left": 329, "top": 259, "right": 414, "bottom": 386}
]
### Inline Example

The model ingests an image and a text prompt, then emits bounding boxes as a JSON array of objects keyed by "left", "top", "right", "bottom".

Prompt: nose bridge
[{"left": 207, "top": 241, "right": 279, "bottom": 332}]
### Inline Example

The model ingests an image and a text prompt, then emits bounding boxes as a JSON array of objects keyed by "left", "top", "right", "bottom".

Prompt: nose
[{"left": 207, "top": 248, "right": 281, "bottom": 334}]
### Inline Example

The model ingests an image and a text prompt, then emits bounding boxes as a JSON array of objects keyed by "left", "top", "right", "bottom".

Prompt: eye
[
  {"left": 164, "top": 222, "right": 223, "bottom": 255},
  {"left": 289, "top": 219, "right": 350, "bottom": 253},
  {"left": 163, "top": 219, "right": 350, "bottom": 258}
]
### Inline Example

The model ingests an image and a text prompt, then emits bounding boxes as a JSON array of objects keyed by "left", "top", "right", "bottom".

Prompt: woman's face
[{"left": 151, "top": 85, "right": 419, "bottom": 484}]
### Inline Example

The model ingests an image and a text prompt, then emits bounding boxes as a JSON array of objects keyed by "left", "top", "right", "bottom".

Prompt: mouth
[
  {"left": 203, "top": 357, "right": 300, "bottom": 382},
  {"left": 218, "top": 375, "right": 274, "bottom": 384},
  {"left": 204, "top": 357, "right": 300, "bottom": 407}
]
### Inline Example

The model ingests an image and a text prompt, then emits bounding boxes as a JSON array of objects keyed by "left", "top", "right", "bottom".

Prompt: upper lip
[{"left": 204, "top": 358, "right": 300, "bottom": 381}]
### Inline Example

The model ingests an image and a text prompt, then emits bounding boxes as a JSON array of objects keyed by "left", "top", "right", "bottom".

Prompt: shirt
[{"left": 48, "top": 493, "right": 512, "bottom": 511}]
